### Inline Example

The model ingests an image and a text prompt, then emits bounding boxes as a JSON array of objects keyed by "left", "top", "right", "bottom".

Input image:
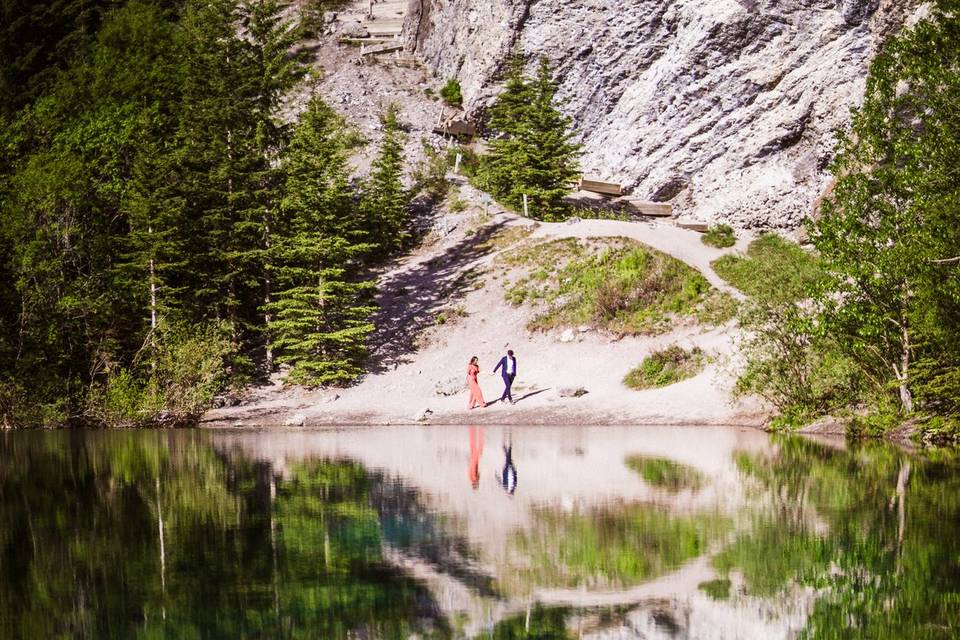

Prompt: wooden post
[
  {"left": 454, "top": 153, "right": 462, "bottom": 174},
  {"left": 436, "top": 107, "right": 444, "bottom": 127},
  {"left": 523, "top": 194, "right": 529, "bottom": 217},
  {"left": 368, "top": 1, "right": 374, "bottom": 19}
]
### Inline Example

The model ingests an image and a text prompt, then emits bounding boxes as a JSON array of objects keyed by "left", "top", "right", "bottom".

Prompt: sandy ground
[{"left": 203, "top": 186, "right": 767, "bottom": 428}]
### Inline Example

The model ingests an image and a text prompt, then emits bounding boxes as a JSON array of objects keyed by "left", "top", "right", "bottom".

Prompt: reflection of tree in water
[
  {"left": 0, "top": 431, "right": 453, "bottom": 639},
  {"left": 506, "top": 503, "right": 730, "bottom": 594},
  {"left": 717, "top": 437, "right": 960, "bottom": 639}
]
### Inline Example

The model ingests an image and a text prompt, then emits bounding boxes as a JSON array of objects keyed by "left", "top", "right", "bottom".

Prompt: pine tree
[
  {"left": 363, "top": 104, "right": 409, "bottom": 254},
  {"left": 269, "top": 96, "right": 376, "bottom": 386},
  {"left": 482, "top": 56, "right": 580, "bottom": 220}
]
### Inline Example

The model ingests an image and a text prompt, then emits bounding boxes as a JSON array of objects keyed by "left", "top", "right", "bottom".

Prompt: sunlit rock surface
[{"left": 407, "top": 0, "right": 920, "bottom": 228}]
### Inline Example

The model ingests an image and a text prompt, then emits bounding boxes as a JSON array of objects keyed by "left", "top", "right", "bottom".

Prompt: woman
[{"left": 466, "top": 356, "right": 486, "bottom": 410}]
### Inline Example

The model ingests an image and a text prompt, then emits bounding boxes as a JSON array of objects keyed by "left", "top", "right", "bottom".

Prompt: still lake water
[{"left": 0, "top": 425, "right": 957, "bottom": 639}]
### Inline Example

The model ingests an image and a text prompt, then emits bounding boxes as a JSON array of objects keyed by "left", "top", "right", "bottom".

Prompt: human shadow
[
  {"left": 511, "top": 388, "right": 552, "bottom": 404},
  {"left": 366, "top": 219, "right": 510, "bottom": 373}
]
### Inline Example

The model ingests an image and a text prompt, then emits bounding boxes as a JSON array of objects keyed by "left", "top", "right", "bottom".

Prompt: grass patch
[
  {"left": 504, "top": 238, "right": 728, "bottom": 334},
  {"left": 480, "top": 225, "right": 536, "bottom": 253},
  {"left": 625, "top": 455, "right": 705, "bottom": 491},
  {"left": 623, "top": 345, "right": 705, "bottom": 389},
  {"left": 711, "top": 233, "right": 823, "bottom": 303},
  {"left": 701, "top": 224, "right": 736, "bottom": 248}
]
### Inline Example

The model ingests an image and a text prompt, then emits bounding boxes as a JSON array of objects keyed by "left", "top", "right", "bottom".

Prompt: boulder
[
  {"left": 339, "top": 21, "right": 369, "bottom": 38},
  {"left": 557, "top": 386, "right": 588, "bottom": 398},
  {"left": 414, "top": 408, "right": 433, "bottom": 422},
  {"left": 284, "top": 413, "right": 306, "bottom": 427},
  {"left": 559, "top": 329, "right": 576, "bottom": 343}
]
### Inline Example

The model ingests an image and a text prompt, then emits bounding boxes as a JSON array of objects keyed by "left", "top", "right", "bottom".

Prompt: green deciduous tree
[{"left": 810, "top": 0, "right": 960, "bottom": 418}]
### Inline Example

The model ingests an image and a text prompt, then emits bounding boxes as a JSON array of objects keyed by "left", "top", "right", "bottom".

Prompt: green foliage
[
  {"left": 86, "top": 321, "right": 233, "bottom": 427},
  {"left": 722, "top": 437, "right": 960, "bottom": 639},
  {"left": 807, "top": 1, "right": 960, "bottom": 421},
  {"left": 623, "top": 346, "right": 705, "bottom": 390},
  {"left": 713, "top": 234, "right": 859, "bottom": 424},
  {"left": 701, "top": 224, "right": 736, "bottom": 248},
  {"left": 624, "top": 455, "right": 704, "bottom": 491},
  {"left": 505, "top": 238, "right": 727, "bottom": 334},
  {"left": 439, "top": 78, "right": 462, "bottom": 107},
  {"left": 363, "top": 104, "right": 410, "bottom": 254},
  {"left": 0, "top": 0, "right": 393, "bottom": 423},
  {"left": 480, "top": 56, "right": 581, "bottom": 220},
  {"left": 270, "top": 96, "right": 376, "bottom": 387},
  {"left": 711, "top": 234, "right": 823, "bottom": 302}
]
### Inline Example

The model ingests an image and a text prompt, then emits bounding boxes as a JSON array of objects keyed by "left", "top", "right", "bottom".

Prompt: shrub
[
  {"left": 86, "top": 321, "right": 233, "bottom": 427},
  {"left": 623, "top": 345, "right": 705, "bottom": 389},
  {"left": 701, "top": 224, "right": 736, "bottom": 248},
  {"left": 439, "top": 78, "right": 462, "bottom": 107}
]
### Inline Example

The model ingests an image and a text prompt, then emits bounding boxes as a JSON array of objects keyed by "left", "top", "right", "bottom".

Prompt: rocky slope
[{"left": 405, "top": 0, "right": 921, "bottom": 228}]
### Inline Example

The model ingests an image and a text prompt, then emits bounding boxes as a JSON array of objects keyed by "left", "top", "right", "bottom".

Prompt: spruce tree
[
  {"left": 269, "top": 96, "right": 376, "bottom": 386},
  {"left": 363, "top": 104, "right": 409, "bottom": 254},
  {"left": 482, "top": 56, "right": 580, "bottom": 220}
]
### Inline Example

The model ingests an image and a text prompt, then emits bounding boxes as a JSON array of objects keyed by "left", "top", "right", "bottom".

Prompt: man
[{"left": 493, "top": 349, "right": 517, "bottom": 404}]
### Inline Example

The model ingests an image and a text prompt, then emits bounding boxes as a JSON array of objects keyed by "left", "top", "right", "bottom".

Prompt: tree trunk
[{"left": 898, "top": 322, "right": 913, "bottom": 413}]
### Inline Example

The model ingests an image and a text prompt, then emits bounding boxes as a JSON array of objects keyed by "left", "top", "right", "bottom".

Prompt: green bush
[
  {"left": 86, "top": 321, "right": 233, "bottom": 427},
  {"left": 701, "top": 224, "right": 736, "bottom": 248},
  {"left": 623, "top": 346, "right": 705, "bottom": 389},
  {"left": 439, "top": 78, "right": 462, "bottom": 107}
]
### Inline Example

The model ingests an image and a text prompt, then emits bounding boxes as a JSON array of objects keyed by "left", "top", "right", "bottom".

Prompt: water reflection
[{"left": 0, "top": 427, "right": 957, "bottom": 639}]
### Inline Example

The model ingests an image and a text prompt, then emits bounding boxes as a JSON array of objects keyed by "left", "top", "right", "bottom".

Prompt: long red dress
[{"left": 467, "top": 364, "right": 486, "bottom": 409}]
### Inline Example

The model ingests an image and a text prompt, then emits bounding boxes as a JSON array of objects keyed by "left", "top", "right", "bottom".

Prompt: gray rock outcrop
[{"left": 406, "top": 0, "right": 921, "bottom": 228}]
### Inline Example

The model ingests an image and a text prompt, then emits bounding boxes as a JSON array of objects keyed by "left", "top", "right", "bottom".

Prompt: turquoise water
[{"left": 0, "top": 426, "right": 957, "bottom": 639}]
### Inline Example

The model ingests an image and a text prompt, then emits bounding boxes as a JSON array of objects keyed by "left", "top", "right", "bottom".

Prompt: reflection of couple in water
[{"left": 467, "top": 426, "right": 518, "bottom": 495}]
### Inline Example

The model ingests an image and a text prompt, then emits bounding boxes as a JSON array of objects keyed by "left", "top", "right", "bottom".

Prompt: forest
[{"left": 0, "top": 0, "right": 410, "bottom": 427}]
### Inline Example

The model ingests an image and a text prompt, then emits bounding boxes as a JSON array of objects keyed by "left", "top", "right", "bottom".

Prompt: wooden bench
[
  {"left": 676, "top": 222, "right": 709, "bottom": 233},
  {"left": 579, "top": 176, "right": 623, "bottom": 197},
  {"left": 617, "top": 199, "right": 673, "bottom": 217}
]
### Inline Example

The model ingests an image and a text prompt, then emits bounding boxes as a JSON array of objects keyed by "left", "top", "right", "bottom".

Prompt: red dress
[{"left": 467, "top": 364, "right": 485, "bottom": 409}]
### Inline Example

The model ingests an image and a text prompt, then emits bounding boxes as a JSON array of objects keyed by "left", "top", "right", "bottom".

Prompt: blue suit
[{"left": 493, "top": 356, "right": 517, "bottom": 403}]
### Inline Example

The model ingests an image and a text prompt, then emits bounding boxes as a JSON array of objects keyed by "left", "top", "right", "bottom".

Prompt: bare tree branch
[{"left": 931, "top": 256, "right": 960, "bottom": 264}]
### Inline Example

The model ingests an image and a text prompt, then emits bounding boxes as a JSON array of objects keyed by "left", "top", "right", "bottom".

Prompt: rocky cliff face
[{"left": 406, "top": 0, "right": 921, "bottom": 228}]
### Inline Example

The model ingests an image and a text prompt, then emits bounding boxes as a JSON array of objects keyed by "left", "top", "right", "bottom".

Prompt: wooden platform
[
  {"left": 365, "top": 19, "right": 404, "bottom": 38},
  {"left": 616, "top": 199, "right": 673, "bottom": 217},
  {"left": 434, "top": 116, "right": 477, "bottom": 137},
  {"left": 579, "top": 176, "right": 623, "bottom": 197},
  {"left": 360, "top": 42, "right": 403, "bottom": 57}
]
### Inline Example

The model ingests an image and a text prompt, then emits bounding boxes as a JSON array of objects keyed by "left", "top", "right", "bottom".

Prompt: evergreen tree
[
  {"left": 269, "top": 96, "right": 376, "bottom": 386},
  {"left": 482, "top": 56, "right": 580, "bottom": 220},
  {"left": 363, "top": 104, "right": 409, "bottom": 254}
]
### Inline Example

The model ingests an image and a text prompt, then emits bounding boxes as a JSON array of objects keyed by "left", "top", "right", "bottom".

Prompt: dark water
[{"left": 0, "top": 426, "right": 957, "bottom": 639}]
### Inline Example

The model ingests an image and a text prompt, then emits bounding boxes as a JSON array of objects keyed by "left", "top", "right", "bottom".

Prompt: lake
[{"left": 0, "top": 425, "right": 957, "bottom": 639}]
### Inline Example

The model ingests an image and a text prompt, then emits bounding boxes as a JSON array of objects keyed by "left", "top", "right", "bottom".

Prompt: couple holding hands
[{"left": 466, "top": 350, "right": 517, "bottom": 409}]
